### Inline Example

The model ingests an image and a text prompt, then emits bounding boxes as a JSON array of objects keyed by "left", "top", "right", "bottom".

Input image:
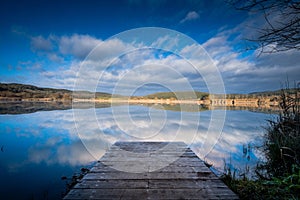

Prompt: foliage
[
  {"left": 0, "top": 82, "right": 112, "bottom": 101},
  {"left": 221, "top": 164, "right": 300, "bottom": 199},
  {"left": 222, "top": 86, "right": 300, "bottom": 199},
  {"left": 258, "top": 86, "right": 300, "bottom": 177}
]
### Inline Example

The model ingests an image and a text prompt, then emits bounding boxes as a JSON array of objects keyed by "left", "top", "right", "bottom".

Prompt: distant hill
[
  {"left": 136, "top": 89, "right": 292, "bottom": 100},
  {"left": 249, "top": 88, "right": 298, "bottom": 96},
  {"left": 140, "top": 91, "right": 209, "bottom": 100},
  {"left": 225, "top": 88, "right": 298, "bottom": 99},
  {"left": 0, "top": 82, "right": 297, "bottom": 102},
  {"left": 0, "top": 83, "right": 112, "bottom": 101}
]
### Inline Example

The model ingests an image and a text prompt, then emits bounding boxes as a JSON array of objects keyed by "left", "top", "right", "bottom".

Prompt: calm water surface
[{"left": 0, "top": 104, "right": 274, "bottom": 199}]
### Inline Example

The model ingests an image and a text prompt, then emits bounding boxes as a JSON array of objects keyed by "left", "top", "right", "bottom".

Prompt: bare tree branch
[{"left": 228, "top": 0, "right": 300, "bottom": 53}]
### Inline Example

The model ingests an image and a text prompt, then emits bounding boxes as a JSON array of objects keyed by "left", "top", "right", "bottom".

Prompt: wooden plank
[
  {"left": 65, "top": 188, "right": 238, "bottom": 199},
  {"left": 64, "top": 142, "right": 238, "bottom": 200},
  {"left": 74, "top": 180, "right": 148, "bottom": 189}
]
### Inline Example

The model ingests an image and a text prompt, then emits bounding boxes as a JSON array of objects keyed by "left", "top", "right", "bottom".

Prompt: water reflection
[
  {"left": 0, "top": 110, "right": 94, "bottom": 199},
  {"left": 205, "top": 110, "right": 268, "bottom": 178},
  {"left": 0, "top": 101, "right": 279, "bottom": 114},
  {"left": 0, "top": 102, "right": 70, "bottom": 114},
  {"left": 0, "top": 104, "right": 273, "bottom": 199},
  {"left": 0, "top": 102, "right": 112, "bottom": 114}
]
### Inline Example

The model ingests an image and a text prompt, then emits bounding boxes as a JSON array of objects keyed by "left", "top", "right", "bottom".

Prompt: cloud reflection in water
[{"left": 0, "top": 106, "right": 270, "bottom": 174}]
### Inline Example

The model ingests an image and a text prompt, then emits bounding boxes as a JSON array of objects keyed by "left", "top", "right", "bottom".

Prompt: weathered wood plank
[
  {"left": 65, "top": 188, "right": 237, "bottom": 200},
  {"left": 74, "top": 180, "right": 149, "bottom": 189},
  {"left": 64, "top": 142, "right": 238, "bottom": 200}
]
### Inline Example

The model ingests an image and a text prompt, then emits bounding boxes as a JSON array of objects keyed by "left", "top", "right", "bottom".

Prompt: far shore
[
  {"left": 74, "top": 98, "right": 207, "bottom": 105},
  {"left": 0, "top": 97, "right": 281, "bottom": 109}
]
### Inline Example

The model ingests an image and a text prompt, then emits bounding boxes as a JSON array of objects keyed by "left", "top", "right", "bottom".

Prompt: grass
[
  {"left": 222, "top": 85, "right": 300, "bottom": 199},
  {"left": 221, "top": 164, "right": 300, "bottom": 199},
  {"left": 259, "top": 86, "right": 300, "bottom": 178}
]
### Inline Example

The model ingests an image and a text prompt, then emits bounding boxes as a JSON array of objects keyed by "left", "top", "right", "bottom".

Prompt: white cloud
[
  {"left": 29, "top": 35, "right": 131, "bottom": 90},
  {"left": 92, "top": 47, "right": 210, "bottom": 95},
  {"left": 32, "top": 34, "right": 221, "bottom": 93},
  {"left": 30, "top": 35, "right": 53, "bottom": 52},
  {"left": 41, "top": 71, "right": 56, "bottom": 78},
  {"left": 200, "top": 15, "right": 300, "bottom": 93},
  {"left": 204, "top": 39, "right": 252, "bottom": 74},
  {"left": 151, "top": 35, "right": 180, "bottom": 50},
  {"left": 87, "top": 38, "right": 132, "bottom": 61},
  {"left": 180, "top": 11, "right": 200, "bottom": 23},
  {"left": 59, "top": 34, "right": 101, "bottom": 59},
  {"left": 30, "top": 35, "right": 64, "bottom": 63},
  {"left": 47, "top": 53, "right": 64, "bottom": 62},
  {"left": 27, "top": 23, "right": 300, "bottom": 94},
  {"left": 38, "top": 61, "right": 80, "bottom": 89},
  {"left": 30, "top": 34, "right": 121, "bottom": 61},
  {"left": 26, "top": 32, "right": 213, "bottom": 92}
]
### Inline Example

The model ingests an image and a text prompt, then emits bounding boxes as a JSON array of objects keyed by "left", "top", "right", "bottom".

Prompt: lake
[{"left": 0, "top": 102, "right": 275, "bottom": 199}]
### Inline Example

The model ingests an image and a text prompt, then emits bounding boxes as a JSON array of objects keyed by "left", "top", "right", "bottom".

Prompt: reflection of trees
[
  {"left": 0, "top": 102, "right": 114, "bottom": 114},
  {"left": 242, "top": 143, "right": 251, "bottom": 161},
  {"left": 149, "top": 103, "right": 209, "bottom": 112},
  {"left": 0, "top": 101, "right": 282, "bottom": 115},
  {"left": 0, "top": 102, "right": 72, "bottom": 114}
]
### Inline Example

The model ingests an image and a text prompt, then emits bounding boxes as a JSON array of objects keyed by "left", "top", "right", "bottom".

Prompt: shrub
[
  {"left": 222, "top": 85, "right": 300, "bottom": 199},
  {"left": 259, "top": 86, "right": 300, "bottom": 177}
]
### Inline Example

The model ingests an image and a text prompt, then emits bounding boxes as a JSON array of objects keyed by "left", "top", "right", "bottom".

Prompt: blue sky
[{"left": 1, "top": 0, "right": 299, "bottom": 94}]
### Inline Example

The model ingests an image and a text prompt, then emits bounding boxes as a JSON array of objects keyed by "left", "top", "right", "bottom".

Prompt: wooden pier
[{"left": 64, "top": 142, "right": 238, "bottom": 199}]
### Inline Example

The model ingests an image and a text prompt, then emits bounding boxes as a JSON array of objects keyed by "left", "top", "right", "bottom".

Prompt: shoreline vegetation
[
  {"left": 2, "top": 82, "right": 299, "bottom": 110},
  {"left": 221, "top": 86, "right": 300, "bottom": 199}
]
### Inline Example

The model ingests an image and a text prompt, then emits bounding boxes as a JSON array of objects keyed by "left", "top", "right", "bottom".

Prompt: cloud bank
[{"left": 11, "top": 13, "right": 300, "bottom": 94}]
